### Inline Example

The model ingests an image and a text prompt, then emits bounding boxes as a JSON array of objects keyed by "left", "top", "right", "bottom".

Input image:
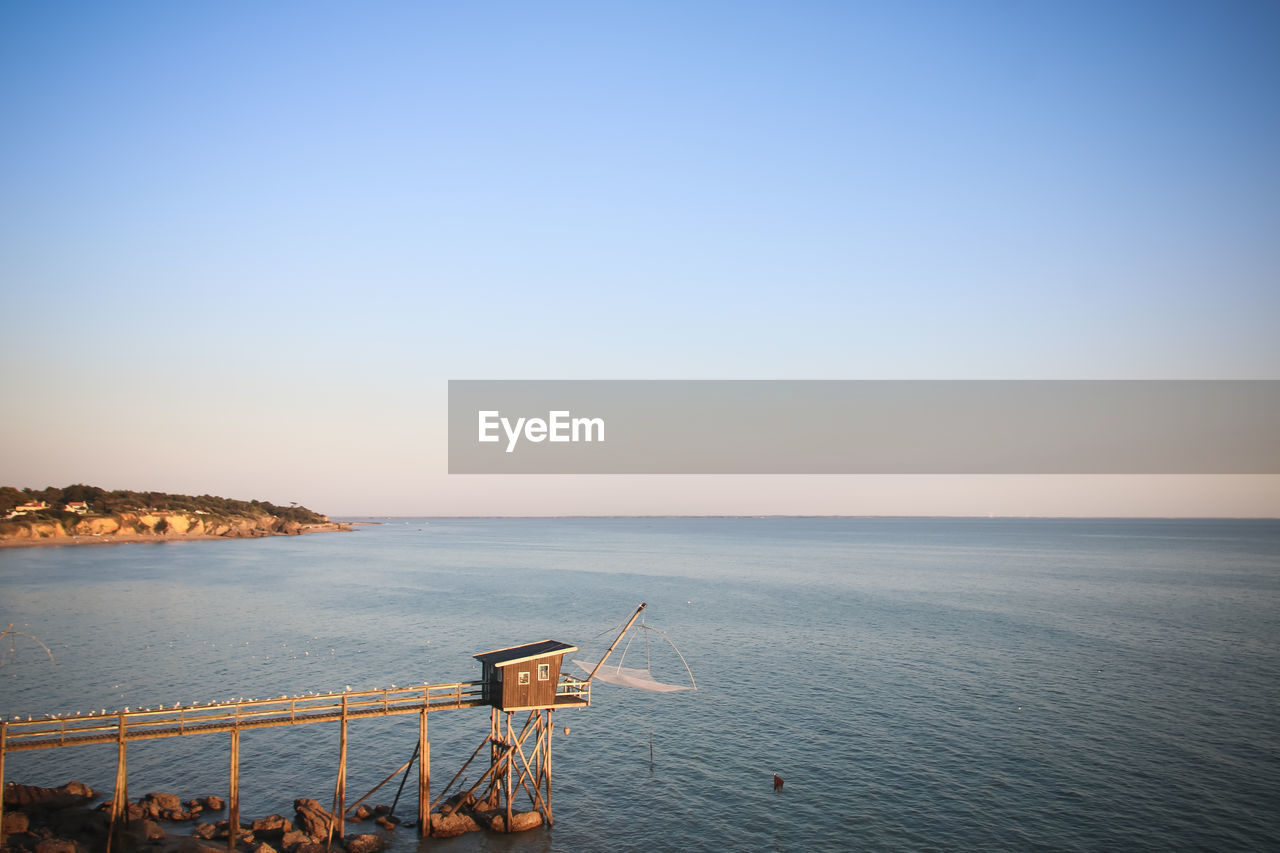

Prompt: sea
[{"left": 2, "top": 517, "right": 1279, "bottom": 852}]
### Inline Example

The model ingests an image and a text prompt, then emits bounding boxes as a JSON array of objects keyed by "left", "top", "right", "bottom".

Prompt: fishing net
[
  {"left": 573, "top": 619, "right": 697, "bottom": 693},
  {"left": 571, "top": 660, "right": 692, "bottom": 692}
]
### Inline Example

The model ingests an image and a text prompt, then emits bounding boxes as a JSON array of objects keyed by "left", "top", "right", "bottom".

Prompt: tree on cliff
[
  {"left": 1, "top": 484, "right": 328, "bottom": 524},
  {"left": 0, "top": 486, "right": 25, "bottom": 513}
]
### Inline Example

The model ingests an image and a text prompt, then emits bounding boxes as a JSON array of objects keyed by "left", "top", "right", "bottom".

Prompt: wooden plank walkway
[
  {"left": 1, "top": 668, "right": 594, "bottom": 850},
  {"left": 1, "top": 682, "right": 489, "bottom": 752}
]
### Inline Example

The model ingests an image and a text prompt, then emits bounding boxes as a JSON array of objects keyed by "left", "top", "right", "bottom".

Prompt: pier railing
[
  {"left": 1, "top": 681, "right": 488, "bottom": 753},
  {"left": 556, "top": 674, "right": 590, "bottom": 704}
]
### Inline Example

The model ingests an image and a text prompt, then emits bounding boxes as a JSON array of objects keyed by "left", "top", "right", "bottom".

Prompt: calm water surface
[{"left": 2, "top": 518, "right": 1278, "bottom": 851}]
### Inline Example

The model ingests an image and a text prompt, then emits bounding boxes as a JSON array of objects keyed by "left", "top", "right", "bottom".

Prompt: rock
[
  {"left": 250, "top": 842, "right": 278, "bottom": 853},
  {"left": 143, "top": 792, "right": 182, "bottom": 812},
  {"left": 343, "top": 833, "right": 382, "bottom": 853},
  {"left": 2, "top": 809, "right": 30, "bottom": 834},
  {"left": 176, "top": 840, "right": 226, "bottom": 853},
  {"left": 211, "top": 822, "right": 255, "bottom": 843},
  {"left": 141, "top": 818, "right": 167, "bottom": 842},
  {"left": 161, "top": 808, "right": 192, "bottom": 821},
  {"left": 201, "top": 796, "right": 225, "bottom": 811},
  {"left": 370, "top": 804, "right": 391, "bottom": 817},
  {"left": 279, "top": 829, "right": 311, "bottom": 851},
  {"left": 44, "top": 807, "right": 109, "bottom": 841},
  {"left": 353, "top": 805, "right": 373, "bottom": 821},
  {"left": 374, "top": 816, "right": 396, "bottom": 831},
  {"left": 437, "top": 792, "right": 473, "bottom": 817},
  {"left": 32, "top": 840, "right": 79, "bottom": 853},
  {"left": 61, "top": 783, "right": 95, "bottom": 800},
  {"left": 292, "top": 799, "right": 336, "bottom": 841},
  {"left": 3, "top": 782, "right": 95, "bottom": 809},
  {"left": 192, "top": 823, "right": 217, "bottom": 840},
  {"left": 485, "top": 810, "right": 543, "bottom": 833},
  {"left": 293, "top": 843, "right": 328, "bottom": 853},
  {"left": 252, "top": 813, "right": 293, "bottom": 838},
  {"left": 428, "top": 811, "right": 481, "bottom": 838}
]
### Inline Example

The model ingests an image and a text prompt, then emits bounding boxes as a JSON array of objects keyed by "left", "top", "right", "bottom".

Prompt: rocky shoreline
[
  {"left": 1, "top": 781, "right": 544, "bottom": 853},
  {"left": 0, "top": 515, "right": 350, "bottom": 548}
]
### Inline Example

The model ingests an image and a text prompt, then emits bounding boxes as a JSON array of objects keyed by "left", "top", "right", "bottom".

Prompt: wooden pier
[{"left": 0, "top": 676, "right": 592, "bottom": 847}]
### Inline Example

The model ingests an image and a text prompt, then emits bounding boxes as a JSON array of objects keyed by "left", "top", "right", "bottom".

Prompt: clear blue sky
[{"left": 3, "top": 1, "right": 1277, "bottom": 516}]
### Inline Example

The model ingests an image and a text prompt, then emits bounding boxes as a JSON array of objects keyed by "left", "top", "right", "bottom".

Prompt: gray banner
[{"left": 448, "top": 380, "right": 1280, "bottom": 474}]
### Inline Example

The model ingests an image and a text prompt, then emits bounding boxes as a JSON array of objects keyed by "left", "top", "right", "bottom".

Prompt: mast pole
[{"left": 585, "top": 602, "right": 647, "bottom": 684}]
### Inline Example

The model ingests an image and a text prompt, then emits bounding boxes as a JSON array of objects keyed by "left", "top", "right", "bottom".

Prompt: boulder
[
  {"left": 143, "top": 792, "right": 182, "bottom": 812},
  {"left": 249, "top": 842, "right": 277, "bottom": 853},
  {"left": 175, "top": 840, "right": 226, "bottom": 853},
  {"left": 212, "top": 822, "right": 254, "bottom": 843},
  {"left": 252, "top": 813, "right": 293, "bottom": 838},
  {"left": 344, "top": 833, "right": 382, "bottom": 853},
  {"left": 374, "top": 816, "right": 396, "bottom": 831},
  {"left": 61, "top": 783, "right": 95, "bottom": 800},
  {"left": 4, "top": 782, "right": 95, "bottom": 809},
  {"left": 201, "top": 796, "right": 226, "bottom": 811},
  {"left": 292, "top": 799, "right": 336, "bottom": 841},
  {"left": 437, "top": 792, "right": 474, "bottom": 817},
  {"left": 32, "top": 840, "right": 79, "bottom": 853},
  {"left": 140, "top": 818, "right": 166, "bottom": 842},
  {"left": 428, "top": 811, "right": 481, "bottom": 838},
  {"left": 280, "top": 829, "right": 311, "bottom": 851},
  {"left": 2, "top": 810, "right": 30, "bottom": 834},
  {"left": 485, "top": 810, "right": 543, "bottom": 833},
  {"left": 192, "top": 823, "right": 217, "bottom": 840},
  {"left": 352, "top": 805, "right": 373, "bottom": 822}
]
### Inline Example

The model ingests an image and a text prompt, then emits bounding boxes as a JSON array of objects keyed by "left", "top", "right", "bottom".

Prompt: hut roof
[{"left": 473, "top": 640, "right": 578, "bottom": 667}]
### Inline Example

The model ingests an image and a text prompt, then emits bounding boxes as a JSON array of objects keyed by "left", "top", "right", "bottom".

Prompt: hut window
[
  {"left": 538, "top": 663, "right": 550, "bottom": 681},
  {"left": 517, "top": 671, "right": 530, "bottom": 685}
]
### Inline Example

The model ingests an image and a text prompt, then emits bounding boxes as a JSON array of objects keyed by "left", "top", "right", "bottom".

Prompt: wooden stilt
[
  {"left": 333, "top": 696, "right": 348, "bottom": 844},
  {"left": 1, "top": 722, "right": 8, "bottom": 848},
  {"left": 429, "top": 733, "right": 490, "bottom": 812},
  {"left": 546, "top": 709, "right": 554, "bottom": 825},
  {"left": 228, "top": 728, "right": 240, "bottom": 852},
  {"left": 504, "top": 713, "right": 513, "bottom": 830},
  {"left": 418, "top": 710, "right": 430, "bottom": 837},
  {"left": 106, "top": 714, "right": 128, "bottom": 853}
]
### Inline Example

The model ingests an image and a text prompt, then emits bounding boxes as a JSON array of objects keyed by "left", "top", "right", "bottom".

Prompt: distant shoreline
[{"left": 0, "top": 522, "right": 351, "bottom": 549}]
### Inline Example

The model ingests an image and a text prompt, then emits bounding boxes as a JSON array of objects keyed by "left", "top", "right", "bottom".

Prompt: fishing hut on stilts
[{"left": 0, "top": 603, "right": 691, "bottom": 846}]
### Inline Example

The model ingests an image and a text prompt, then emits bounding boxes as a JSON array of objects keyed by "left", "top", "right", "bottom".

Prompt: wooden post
[
  {"left": 418, "top": 710, "right": 430, "bottom": 837},
  {"left": 1, "top": 721, "right": 7, "bottom": 848},
  {"left": 545, "top": 706, "right": 555, "bottom": 819},
  {"left": 228, "top": 728, "right": 240, "bottom": 851},
  {"left": 106, "top": 713, "right": 128, "bottom": 853},
  {"left": 334, "top": 696, "right": 348, "bottom": 841},
  {"left": 585, "top": 602, "right": 647, "bottom": 684},
  {"left": 504, "top": 713, "right": 513, "bottom": 830}
]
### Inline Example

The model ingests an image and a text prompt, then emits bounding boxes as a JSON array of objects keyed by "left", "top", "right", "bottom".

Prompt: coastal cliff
[
  {"left": 0, "top": 484, "right": 349, "bottom": 546},
  {"left": 0, "top": 511, "right": 350, "bottom": 544}
]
